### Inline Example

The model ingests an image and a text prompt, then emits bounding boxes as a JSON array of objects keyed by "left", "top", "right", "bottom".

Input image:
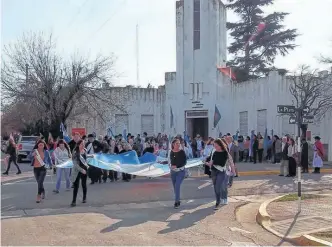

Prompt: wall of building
[{"left": 67, "top": 86, "right": 166, "bottom": 137}]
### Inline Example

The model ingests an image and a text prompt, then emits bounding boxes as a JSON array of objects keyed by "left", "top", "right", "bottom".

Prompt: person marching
[
  {"left": 169, "top": 138, "right": 187, "bottom": 209},
  {"left": 85, "top": 134, "right": 103, "bottom": 184},
  {"left": 30, "top": 140, "right": 52, "bottom": 203},
  {"left": 53, "top": 139, "right": 72, "bottom": 193},
  {"left": 2, "top": 138, "right": 21, "bottom": 175},
  {"left": 205, "top": 138, "right": 235, "bottom": 210},
  {"left": 71, "top": 139, "right": 89, "bottom": 207}
]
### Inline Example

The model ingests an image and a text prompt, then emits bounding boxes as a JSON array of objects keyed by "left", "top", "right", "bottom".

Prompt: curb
[
  {"left": 190, "top": 168, "right": 332, "bottom": 178},
  {"left": 256, "top": 194, "right": 332, "bottom": 246}
]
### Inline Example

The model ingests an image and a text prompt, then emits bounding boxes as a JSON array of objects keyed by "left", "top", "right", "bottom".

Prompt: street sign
[
  {"left": 289, "top": 117, "right": 297, "bottom": 124},
  {"left": 303, "top": 106, "right": 310, "bottom": 113},
  {"left": 277, "top": 105, "right": 296, "bottom": 114},
  {"left": 302, "top": 118, "right": 314, "bottom": 124},
  {"left": 303, "top": 115, "right": 314, "bottom": 119}
]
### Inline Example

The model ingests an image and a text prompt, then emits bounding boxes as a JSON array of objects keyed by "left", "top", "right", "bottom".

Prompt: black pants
[
  {"left": 257, "top": 149, "right": 264, "bottom": 163},
  {"left": 72, "top": 172, "right": 87, "bottom": 203},
  {"left": 253, "top": 150, "right": 257, "bottom": 163},
  {"left": 5, "top": 155, "right": 21, "bottom": 173},
  {"left": 102, "top": 170, "right": 108, "bottom": 182},
  {"left": 244, "top": 149, "right": 249, "bottom": 162},
  {"left": 239, "top": 151, "right": 244, "bottom": 162},
  {"left": 266, "top": 148, "right": 272, "bottom": 160},
  {"left": 288, "top": 157, "right": 297, "bottom": 176},
  {"left": 122, "top": 173, "right": 131, "bottom": 181},
  {"left": 89, "top": 167, "right": 102, "bottom": 183},
  {"left": 34, "top": 167, "right": 46, "bottom": 195},
  {"left": 109, "top": 171, "right": 118, "bottom": 181}
]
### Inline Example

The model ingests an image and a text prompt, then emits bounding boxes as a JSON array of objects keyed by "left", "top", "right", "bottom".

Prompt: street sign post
[
  {"left": 303, "top": 106, "right": 310, "bottom": 114},
  {"left": 277, "top": 105, "right": 296, "bottom": 114},
  {"left": 302, "top": 117, "right": 314, "bottom": 124},
  {"left": 289, "top": 116, "right": 297, "bottom": 124}
]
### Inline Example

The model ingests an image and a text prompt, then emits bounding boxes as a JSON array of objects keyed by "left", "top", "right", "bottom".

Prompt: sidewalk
[
  {"left": 190, "top": 161, "right": 332, "bottom": 177},
  {"left": 266, "top": 192, "right": 332, "bottom": 242}
]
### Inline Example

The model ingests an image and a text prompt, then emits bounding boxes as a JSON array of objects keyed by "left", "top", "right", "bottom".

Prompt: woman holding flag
[
  {"left": 53, "top": 140, "right": 72, "bottom": 193},
  {"left": 170, "top": 138, "right": 187, "bottom": 209},
  {"left": 71, "top": 139, "right": 89, "bottom": 207},
  {"left": 30, "top": 140, "right": 52, "bottom": 203}
]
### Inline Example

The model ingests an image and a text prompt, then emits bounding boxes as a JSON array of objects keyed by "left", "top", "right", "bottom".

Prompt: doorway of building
[{"left": 186, "top": 117, "right": 209, "bottom": 140}]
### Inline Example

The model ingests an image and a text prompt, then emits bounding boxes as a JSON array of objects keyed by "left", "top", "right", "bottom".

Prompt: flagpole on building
[{"left": 136, "top": 23, "right": 140, "bottom": 87}]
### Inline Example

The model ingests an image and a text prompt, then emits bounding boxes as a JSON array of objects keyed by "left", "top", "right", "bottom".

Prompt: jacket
[
  {"left": 71, "top": 153, "right": 89, "bottom": 183},
  {"left": 29, "top": 150, "right": 52, "bottom": 168},
  {"left": 274, "top": 139, "right": 282, "bottom": 154},
  {"left": 54, "top": 147, "right": 71, "bottom": 165},
  {"left": 282, "top": 143, "right": 289, "bottom": 160}
]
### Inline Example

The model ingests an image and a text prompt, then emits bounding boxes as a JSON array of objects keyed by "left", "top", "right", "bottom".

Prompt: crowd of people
[{"left": 1, "top": 130, "right": 325, "bottom": 210}]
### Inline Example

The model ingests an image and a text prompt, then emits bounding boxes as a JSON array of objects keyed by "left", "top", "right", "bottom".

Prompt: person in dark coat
[
  {"left": 252, "top": 135, "right": 259, "bottom": 164},
  {"left": 301, "top": 138, "right": 309, "bottom": 173},
  {"left": 85, "top": 134, "right": 103, "bottom": 184}
]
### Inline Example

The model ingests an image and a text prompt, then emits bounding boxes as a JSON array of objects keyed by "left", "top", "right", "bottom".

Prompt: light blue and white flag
[
  {"left": 60, "top": 123, "right": 71, "bottom": 143},
  {"left": 56, "top": 150, "right": 203, "bottom": 177}
]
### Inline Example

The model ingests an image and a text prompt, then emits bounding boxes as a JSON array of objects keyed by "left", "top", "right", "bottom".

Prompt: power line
[
  {"left": 84, "top": 0, "right": 127, "bottom": 43},
  {"left": 56, "top": 0, "right": 90, "bottom": 40}
]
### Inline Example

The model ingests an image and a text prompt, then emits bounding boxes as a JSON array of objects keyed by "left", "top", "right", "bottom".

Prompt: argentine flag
[{"left": 60, "top": 122, "right": 71, "bottom": 143}]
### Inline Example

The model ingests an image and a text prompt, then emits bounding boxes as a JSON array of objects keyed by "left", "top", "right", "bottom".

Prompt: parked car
[{"left": 17, "top": 136, "right": 39, "bottom": 162}]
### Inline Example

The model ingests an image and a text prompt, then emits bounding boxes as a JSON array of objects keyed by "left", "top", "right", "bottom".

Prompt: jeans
[
  {"left": 171, "top": 169, "right": 185, "bottom": 202},
  {"left": 72, "top": 172, "right": 87, "bottom": 203},
  {"left": 211, "top": 169, "right": 228, "bottom": 204},
  {"left": 34, "top": 167, "right": 47, "bottom": 195},
  {"left": 5, "top": 155, "right": 21, "bottom": 173},
  {"left": 55, "top": 168, "right": 71, "bottom": 190}
]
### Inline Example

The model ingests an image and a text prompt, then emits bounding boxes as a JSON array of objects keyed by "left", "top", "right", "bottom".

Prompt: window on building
[
  {"left": 193, "top": 0, "right": 200, "bottom": 50},
  {"left": 239, "top": 111, "right": 248, "bottom": 136},
  {"left": 76, "top": 121, "right": 81, "bottom": 127},
  {"left": 257, "top": 109, "right": 267, "bottom": 135}
]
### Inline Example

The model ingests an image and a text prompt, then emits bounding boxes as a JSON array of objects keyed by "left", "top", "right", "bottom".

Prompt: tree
[
  {"left": 226, "top": 0, "right": 298, "bottom": 82},
  {"left": 1, "top": 32, "right": 123, "bottom": 137},
  {"left": 289, "top": 65, "right": 332, "bottom": 137}
]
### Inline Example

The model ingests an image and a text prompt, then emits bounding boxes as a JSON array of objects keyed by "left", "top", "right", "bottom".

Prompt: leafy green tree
[{"left": 226, "top": 0, "right": 298, "bottom": 82}]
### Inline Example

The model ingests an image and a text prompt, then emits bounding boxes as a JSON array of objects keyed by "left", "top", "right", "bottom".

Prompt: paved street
[{"left": 1, "top": 157, "right": 332, "bottom": 245}]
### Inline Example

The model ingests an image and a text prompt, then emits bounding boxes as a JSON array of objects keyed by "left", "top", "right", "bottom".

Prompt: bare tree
[
  {"left": 289, "top": 65, "right": 332, "bottom": 136},
  {"left": 1, "top": 32, "right": 124, "bottom": 136}
]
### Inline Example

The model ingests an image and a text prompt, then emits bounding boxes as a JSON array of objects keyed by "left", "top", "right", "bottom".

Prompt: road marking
[
  {"left": 198, "top": 181, "right": 212, "bottom": 190},
  {"left": 166, "top": 213, "right": 183, "bottom": 221},
  {"left": 229, "top": 227, "right": 252, "bottom": 234}
]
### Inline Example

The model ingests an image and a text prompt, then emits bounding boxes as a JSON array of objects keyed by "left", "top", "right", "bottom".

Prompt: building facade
[{"left": 68, "top": 0, "right": 332, "bottom": 160}]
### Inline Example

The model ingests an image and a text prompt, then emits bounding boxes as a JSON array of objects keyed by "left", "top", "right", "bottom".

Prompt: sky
[{"left": 2, "top": 0, "right": 332, "bottom": 87}]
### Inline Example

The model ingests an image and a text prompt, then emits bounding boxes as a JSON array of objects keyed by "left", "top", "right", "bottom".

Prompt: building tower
[{"left": 171, "top": 0, "right": 227, "bottom": 138}]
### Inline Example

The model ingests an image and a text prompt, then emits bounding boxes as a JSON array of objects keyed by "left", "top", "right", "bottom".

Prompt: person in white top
[
  {"left": 53, "top": 139, "right": 72, "bottom": 193},
  {"left": 286, "top": 138, "right": 297, "bottom": 177}
]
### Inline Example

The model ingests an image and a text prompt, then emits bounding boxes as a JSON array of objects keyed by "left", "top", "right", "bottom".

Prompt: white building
[{"left": 68, "top": 0, "right": 332, "bottom": 160}]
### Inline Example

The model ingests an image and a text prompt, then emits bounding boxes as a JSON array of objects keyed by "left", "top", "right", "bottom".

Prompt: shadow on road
[
  {"left": 158, "top": 204, "right": 216, "bottom": 234},
  {"left": 100, "top": 203, "right": 216, "bottom": 234}
]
